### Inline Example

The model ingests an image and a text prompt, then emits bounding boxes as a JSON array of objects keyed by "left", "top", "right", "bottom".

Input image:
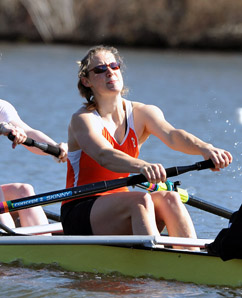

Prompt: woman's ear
[{"left": 81, "top": 77, "right": 92, "bottom": 88}]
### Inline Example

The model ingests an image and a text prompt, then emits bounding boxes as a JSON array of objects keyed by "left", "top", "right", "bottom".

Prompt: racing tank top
[{"left": 63, "top": 99, "right": 139, "bottom": 204}]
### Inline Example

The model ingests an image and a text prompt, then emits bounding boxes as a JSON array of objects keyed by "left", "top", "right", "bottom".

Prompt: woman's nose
[{"left": 106, "top": 66, "right": 114, "bottom": 76}]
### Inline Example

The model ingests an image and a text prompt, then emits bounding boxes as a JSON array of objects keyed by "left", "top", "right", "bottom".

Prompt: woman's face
[{"left": 83, "top": 51, "right": 124, "bottom": 98}]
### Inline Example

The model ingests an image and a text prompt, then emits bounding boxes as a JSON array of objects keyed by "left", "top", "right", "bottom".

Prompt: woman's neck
[
  {"left": 97, "top": 97, "right": 127, "bottom": 144},
  {"left": 95, "top": 94, "right": 124, "bottom": 117}
]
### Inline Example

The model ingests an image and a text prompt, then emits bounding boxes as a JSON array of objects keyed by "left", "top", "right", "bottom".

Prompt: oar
[
  {"left": 8, "top": 132, "right": 61, "bottom": 158},
  {"left": 137, "top": 180, "right": 233, "bottom": 219},
  {"left": 0, "top": 221, "right": 19, "bottom": 235},
  {"left": 44, "top": 209, "right": 60, "bottom": 222},
  {"left": 0, "top": 159, "right": 214, "bottom": 214}
]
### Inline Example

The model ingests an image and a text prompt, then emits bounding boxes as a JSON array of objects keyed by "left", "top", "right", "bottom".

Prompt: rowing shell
[{"left": 0, "top": 232, "right": 241, "bottom": 287}]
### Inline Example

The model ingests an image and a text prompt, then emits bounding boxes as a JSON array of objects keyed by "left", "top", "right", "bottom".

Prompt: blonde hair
[{"left": 77, "top": 45, "right": 128, "bottom": 110}]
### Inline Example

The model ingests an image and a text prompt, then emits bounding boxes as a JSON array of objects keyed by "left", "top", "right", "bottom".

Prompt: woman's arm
[
  {"left": 9, "top": 117, "right": 67, "bottom": 162},
  {"left": 69, "top": 110, "right": 166, "bottom": 183},
  {"left": 134, "top": 103, "right": 232, "bottom": 170}
]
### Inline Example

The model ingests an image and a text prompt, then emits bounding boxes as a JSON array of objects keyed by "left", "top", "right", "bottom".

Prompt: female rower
[
  {"left": 0, "top": 99, "right": 67, "bottom": 229},
  {"left": 61, "top": 45, "right": 232, "bottom": 248}
]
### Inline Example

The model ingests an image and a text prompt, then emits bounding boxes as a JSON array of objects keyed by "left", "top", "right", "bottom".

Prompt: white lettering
[
  {"left": 13, "top": 191, "right": 73, "bottom": 207},
  {"left": 131, "top": 137, "right": 136, "bottom": 148}
]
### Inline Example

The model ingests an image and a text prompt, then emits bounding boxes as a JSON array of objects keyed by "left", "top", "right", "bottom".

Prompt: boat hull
[{"left": 0, "top": 236, "right": 241, "bottom": 287}]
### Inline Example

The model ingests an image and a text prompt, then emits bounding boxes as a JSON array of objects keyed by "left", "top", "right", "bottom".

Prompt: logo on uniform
[{"left": 131, "top": 137, "right": 136, "bottom": 148}]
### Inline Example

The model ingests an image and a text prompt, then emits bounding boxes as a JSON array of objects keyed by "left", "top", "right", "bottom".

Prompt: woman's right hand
[{"left": 140, "top": 163, "right": 167, "bottom": 184}]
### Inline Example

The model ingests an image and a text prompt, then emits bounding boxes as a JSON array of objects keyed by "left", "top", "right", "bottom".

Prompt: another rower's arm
[{"left": 10, "top": 118, "right": 67, "bottom": 161}]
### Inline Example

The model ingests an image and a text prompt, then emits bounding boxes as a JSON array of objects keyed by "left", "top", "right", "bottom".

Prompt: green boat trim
[{"left": 0, "top": 235, "right": 241, "bottom": 287}]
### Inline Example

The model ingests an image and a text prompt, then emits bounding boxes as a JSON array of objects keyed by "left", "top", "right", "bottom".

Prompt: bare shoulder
[
  {"left": 68, "top": 107, "right": 97, "bottom": 150},
  {"left": 72, "top": 106, "right": 88, "bottom": 118},
  {"left": 132, "top": 101, "right": 164, "bottom": 118},
  {"left": 70, "top": 106, "right": 99, "bottom": 134},
  {"left": 71, "top": 106, "right": 94, "bottom": 122}
]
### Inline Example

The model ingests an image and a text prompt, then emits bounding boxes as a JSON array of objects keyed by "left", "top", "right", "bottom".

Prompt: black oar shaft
[
  {"left": 0, "top": 160, "right": 213, "bottom": 214},
  {"left": 44, "top": 210, "right": 60, "bottom": 222},
  {"left": 187, "top": 194, "right": 233, "bottom": 219}
]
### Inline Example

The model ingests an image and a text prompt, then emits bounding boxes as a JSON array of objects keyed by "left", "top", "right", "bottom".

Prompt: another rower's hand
[
  {"left": 202, "top": 146, "right": 233, "bottom": 171},
  {"left": 53, "top": 142, "right": 68, "bottom": 163},
  {"left": 140, "top": 163, "right": 166, "bottom": 184},
  {"left": 0, "top": 122, "right": 27, "bottom": 149}
]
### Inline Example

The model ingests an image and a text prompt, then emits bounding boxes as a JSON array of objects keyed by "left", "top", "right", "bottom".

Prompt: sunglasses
[{"left": 88, "top": 62, "right": 120, "bottom": 74}]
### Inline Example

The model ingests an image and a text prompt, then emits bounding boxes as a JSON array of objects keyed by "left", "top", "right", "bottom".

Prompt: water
[
  {"left": 0, "top": 264, "right": 232, "bottom": 298},
  {"left": 0, "top": 43, "right": 242, "bottom": 297}
]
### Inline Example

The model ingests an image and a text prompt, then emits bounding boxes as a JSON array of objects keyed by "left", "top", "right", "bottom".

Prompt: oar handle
[
  {"left": 8, "top": 132, "right": 61, "bottom": 158},
  {"left": 124, "top": 159, "right": 214, "bottom": 187},
  {"left": 165, "top": 159, "right": 214, "bottom": 177}
]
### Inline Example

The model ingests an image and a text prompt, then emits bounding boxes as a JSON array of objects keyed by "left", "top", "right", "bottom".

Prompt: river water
[{"left": 0, "top": 43, "right": 242, "bottom": 297}]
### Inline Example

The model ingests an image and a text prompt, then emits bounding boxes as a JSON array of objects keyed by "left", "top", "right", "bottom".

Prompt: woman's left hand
[{"left": 201, "top": 146, "right": 233, "bottom": 171}]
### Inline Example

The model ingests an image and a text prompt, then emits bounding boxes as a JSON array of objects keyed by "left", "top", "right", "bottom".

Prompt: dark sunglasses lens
[
  {"left": 93, "top": 65, "right": 107, "bottom": 74},
  {"left": 110, "top": 62, "right": 120, "bottom": 70},
  {"left": 92, "top": 63, "right": 120, "bottom": 74}
]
